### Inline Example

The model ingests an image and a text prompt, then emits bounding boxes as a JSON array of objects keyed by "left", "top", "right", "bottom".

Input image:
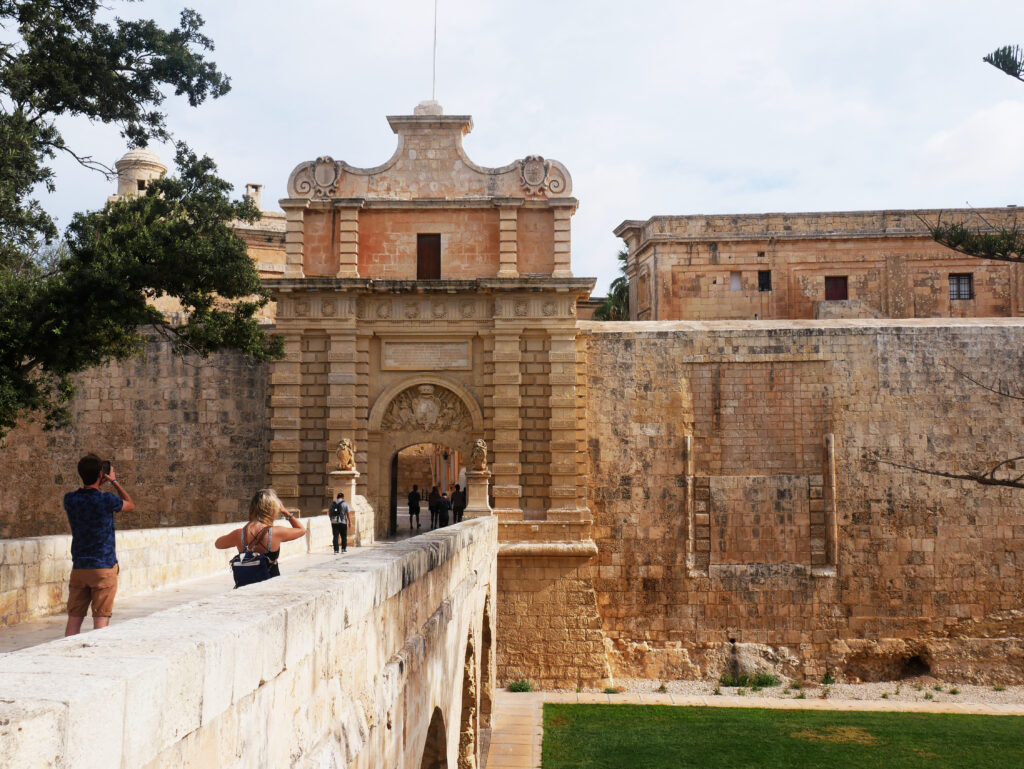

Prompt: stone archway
[
  {"left": 420, "top": 708, "right": 449, "bottom": 769},
  {"left": 368, "top": 376, "right": 484, "bottom": 537}
]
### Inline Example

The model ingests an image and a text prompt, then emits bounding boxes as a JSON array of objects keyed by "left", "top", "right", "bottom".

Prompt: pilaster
[
  {"left": 546, "top": 329, "right": 581, "bottom": 521},
  {"left": 491, "top": 331, "right": 524, "bottom": 517},
  {"left": 550, "top": 200, "right": 575, "bottom": 278},
  {"left": 325, "top": 330, "right": 358, "bottom": 475},
  {"left": 280, "top": 199, "right": 308, "bottom": 278},
  {"left": 495, "top": 199, "right": 522, "bottom": 278},
  {"left": 335, "top": 202, "right": 361, "bottom": 278},
  {"left": 268, "top": 330, "right": 303, "bottom": 507}
]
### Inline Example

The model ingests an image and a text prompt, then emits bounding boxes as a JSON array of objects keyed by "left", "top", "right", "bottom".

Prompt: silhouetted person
[
  {"left": 428, "top": 486, "right": 441, "bottom": 529},
  {"left": 407, "top": 485, "right": 421, "bottom": 530},
  {"left": 437, "top": 492, "right": 451, "bottom": 527},
  {"left": 451, "top": 483, "right": 466, "bottom": 523}
]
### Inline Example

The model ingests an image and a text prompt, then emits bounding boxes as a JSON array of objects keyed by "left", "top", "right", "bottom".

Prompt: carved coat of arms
[{"left": 381, "top": 384, "right": 472, "bottom": 433}]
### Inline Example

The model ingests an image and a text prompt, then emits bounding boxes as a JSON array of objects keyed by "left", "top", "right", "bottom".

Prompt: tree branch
[
  {"left": 53, "top": 144, "right": 116, "bottom": 178},
  {"left": 944, "top": 363, "right": 1024, "bottom": 401},
  {"left": 871, "top": 455, "right": 1024, "bottom": 490}
]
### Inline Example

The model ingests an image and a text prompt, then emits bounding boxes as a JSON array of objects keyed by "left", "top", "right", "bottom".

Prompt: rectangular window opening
[
  {"left": 417, "top": 234, "right": 441, "bottom": 280},
  {"left": 949, "top": 273, "right": 973, "bottom": 300},
  {"left": 758, "top": 270, "right": 772, "bottom": 292},
  {"left": 730, "top": 271, "right": 742, "bottom": 291},
  {"left": 824, "top": 276, "right": 848, "bottom": 301}
]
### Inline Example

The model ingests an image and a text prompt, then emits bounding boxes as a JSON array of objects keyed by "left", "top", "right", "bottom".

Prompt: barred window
[{"left": 949, "top": 274, "right": 973, "bottom": 300}]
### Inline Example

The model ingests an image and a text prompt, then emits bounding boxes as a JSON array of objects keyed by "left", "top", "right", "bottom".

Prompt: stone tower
[{"left": 112, "top": 147, "right": 167, "bottom": 199}]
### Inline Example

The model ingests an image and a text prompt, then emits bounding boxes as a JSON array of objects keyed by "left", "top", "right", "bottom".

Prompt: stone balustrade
[
  {"left": 0, "top": 496, "right": 373, "bottom": 629},
  {"left": 0, "top": 516, "right": 497, "bottom": 769}
]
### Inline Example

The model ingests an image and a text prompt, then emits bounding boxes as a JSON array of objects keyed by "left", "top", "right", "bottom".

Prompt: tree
[
  {"left": 877, "top": 44, "right": 1024, "bottom": 489},
  {"left": 0, "top": 2, "right": 281, "bottom": 437},
  {"left": 593, "top": 249, "right": 630, "bottom": 321}
]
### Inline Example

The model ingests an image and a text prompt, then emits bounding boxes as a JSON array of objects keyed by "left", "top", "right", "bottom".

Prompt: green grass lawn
[{"left": 542, "top": 704, "right": 1024, "bottom": 768}]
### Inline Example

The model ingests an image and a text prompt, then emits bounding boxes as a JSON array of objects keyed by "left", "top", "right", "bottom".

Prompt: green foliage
[
  {"left": 603, "top": 687, "right": 621, "bottom": 694},
  {"left": 984, "top": 45, "right": 1024, "bottom": 82},
  {"left": 592, "top": 249, "right": 630, "bottom": 320},
  {"left": 507, "top": 679, "right": 532, "bottom": 692},
  {"left": 719, "top": 672, "right": 780, "bottom": 688},
  {"left": 821, "top": 672, "right": 836, "bottom": 685},
  {"left": 542, "top": 703, "right": 1024, "bottom": 768},
  {"left": 949, "top": 688, "right": 960, "bottom": 695},
  {"left": 0, "top": 2, "right": 281, "bottom": 435},
  {"left": 931, "top": 221, "right": 1024, "bottom": 264},
  {"left": 994, "top": 685, "right": 1006, "bottom": 692},
  {"left": 656, "top": 682, "right": 667, "bottom": 693}
]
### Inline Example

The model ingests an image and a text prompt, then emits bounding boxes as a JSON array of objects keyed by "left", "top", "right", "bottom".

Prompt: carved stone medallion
[
  {"left": 380, "top": 384, "right": 473, "bottom": 433},
  {"left": 520, "top": 155, "right": 550, "bottom": 196}
]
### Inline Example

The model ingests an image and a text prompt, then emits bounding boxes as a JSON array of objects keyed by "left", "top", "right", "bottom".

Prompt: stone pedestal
[
  {"left": 328, "top": 469, "right": 359, "bottom": 501},
  {"left": 463, "top": 469, "right": 492, "bottom": 519}
]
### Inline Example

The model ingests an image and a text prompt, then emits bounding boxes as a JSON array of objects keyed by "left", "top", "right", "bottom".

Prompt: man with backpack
[{"left": 328, "top": 492, "right": 351, "bottom": 553}]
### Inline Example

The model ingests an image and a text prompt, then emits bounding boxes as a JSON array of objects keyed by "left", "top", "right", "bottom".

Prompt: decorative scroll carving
[
  {"left": 291, "top": 156, "right": 344, "bottom": 199},
  {"left": 470, "top": 439, "right": 488, "bottom": 471},
  {"left": 542, "top": 300, "right": 556, "bottom": 317},
  {"left": 381, "top": 384, "right": 473, "bottom": 433},
  {"left": 519, "top": 155, "right": 568, "bottom": 197},
  {"left": 336, "top": 438, "right": 356, "bottom": 471}
]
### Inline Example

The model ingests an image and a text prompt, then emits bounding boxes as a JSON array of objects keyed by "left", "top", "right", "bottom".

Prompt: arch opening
[
  {"left": 420, "top": 707, "right": 449, "bottom": 769},
  {"left": 392, "top": 442, "right": 466, "bottom": 536},
  {"left": 457, "top": 635, "right": 478, "bottom": 769}
]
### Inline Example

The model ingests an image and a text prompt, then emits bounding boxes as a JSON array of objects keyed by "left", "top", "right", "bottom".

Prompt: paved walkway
[
  {"left": 0, "top": 528, "right": 429, "bottom": 653},
  {"left": 485, "top": 689, "right": 1024, "bottom": 769}
]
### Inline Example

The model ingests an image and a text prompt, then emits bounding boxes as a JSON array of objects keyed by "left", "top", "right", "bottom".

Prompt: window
[
  {"left": 949, "top": 273, "right": 973, "bottom": 300},
  {"left": 137, "top": 179, "right": 147, "bottom": 191},
  {"left": 730, "top": 271, "right": 741, "bottom": 291},
  {"left": 824, "top": 276, "right": 848, "bottom": 301},
  {"left": 758, "top": 270, "right": 772, "bottom": 292},
  {"left": 417, "top": 234, "right": 441, "bottom": 280},
  {"left": 757, "top": 251, "right": 766, "bottom": 258}
]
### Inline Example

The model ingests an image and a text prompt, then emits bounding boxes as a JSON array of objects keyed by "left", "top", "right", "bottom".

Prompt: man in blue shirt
[{"left": 63, "top": 454, "right": 135, "bottom": 636}]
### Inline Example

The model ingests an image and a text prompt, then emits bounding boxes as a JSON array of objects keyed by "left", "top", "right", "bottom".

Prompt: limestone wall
[
  {"left": 0, "top": 514, "right": 349, "bottom": 628},
  {"left": 0, "top": 340, "right": 270, "bottom": 539},
  {"left": 0, "top": 517, "right": 497, "bottom": 769},
  {"left": 582, "top": 318, "right": 1024, "bottom": 683}
]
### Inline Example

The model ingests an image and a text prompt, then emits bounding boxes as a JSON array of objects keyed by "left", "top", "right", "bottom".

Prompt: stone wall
[
  {"left": 583, "top": 318, "right": 1024, "bottom": 683},
  {"left": 0, "top": 341, "right": 270, "bottom": 539},
  {"left": 0, "top": 518, "right": 497, "bottom": 769},
  {"left": 0, "top": 513, "right": 346, "bottom": 628}
]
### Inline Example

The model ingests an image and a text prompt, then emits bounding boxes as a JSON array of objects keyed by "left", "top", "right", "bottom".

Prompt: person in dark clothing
[
  {"left": 407, "top": 485, "right": 421, "bottom": 530},
  {"left": 328, "top": 492, "right": 351, "bottom": 553},
  {"left": 428, "top": 486, "right": 441, "bottom": 530},
  {"left": 64, "top": 454, "right": 135, "bottom": 636},
  {"left": 437, "top": 492, "right": 452, "bottom": 527},
  {"left": 451, "top": 484, "right": 466, "bottom": 523}
]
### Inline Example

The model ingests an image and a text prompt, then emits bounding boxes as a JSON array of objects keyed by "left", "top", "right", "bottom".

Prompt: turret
[{"left": 112, "top": 147, "right": 167, "bottom": 200}]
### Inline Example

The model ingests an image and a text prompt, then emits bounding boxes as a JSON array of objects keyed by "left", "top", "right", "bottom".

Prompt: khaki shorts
[{"left": 67, "top": 565, "right": 119, "bottom": 618}]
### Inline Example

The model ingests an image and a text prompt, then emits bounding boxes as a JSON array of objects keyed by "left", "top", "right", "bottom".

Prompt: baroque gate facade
[{"left": 264, "top": 103, "right": 610, "bottom": 685}]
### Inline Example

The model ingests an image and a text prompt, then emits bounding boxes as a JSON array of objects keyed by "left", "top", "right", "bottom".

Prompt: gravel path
[{"left": 608, "top": 676, "right": 1024, "bottom": 707}]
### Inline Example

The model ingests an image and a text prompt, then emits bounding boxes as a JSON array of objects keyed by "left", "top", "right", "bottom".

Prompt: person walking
[
  {"left": 328, "top": 492, "right": 351, "bottom": 553},
  {"left": 407, "top": 485, "right": 421, "bottom": 530},
  {"left": 451, "top": 483, "right": 466, "bottom": 524},
  {"left": 428, "top": 486, "right": 441, "bottom": 530},
  {"left": 437, "top": 492, "right": 452, "bottom": 528},
  {"left": 63, "top": 454, "right": 135, "bottom": 636}
]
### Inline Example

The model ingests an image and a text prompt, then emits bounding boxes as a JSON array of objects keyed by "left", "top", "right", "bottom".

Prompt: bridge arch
[{"left": 367, "top": 375, "right": 485, "bottom": 536}]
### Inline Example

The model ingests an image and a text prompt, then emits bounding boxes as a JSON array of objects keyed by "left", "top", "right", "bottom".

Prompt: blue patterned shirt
[{"left": 64, "top": 488, "right": 123, "bottom": 569}]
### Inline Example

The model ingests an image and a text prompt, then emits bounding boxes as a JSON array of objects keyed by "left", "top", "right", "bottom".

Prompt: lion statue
[
  {"left": 470, "top": 438, "right": 488, "bottom": 471},
  {"left": 336, "top": 438, "right": 356, "bottom": 471}
]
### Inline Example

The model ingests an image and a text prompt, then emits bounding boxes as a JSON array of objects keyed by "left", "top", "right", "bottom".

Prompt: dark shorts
[{"left": 67, "top": 564, "right": 119, "bottom": 618}]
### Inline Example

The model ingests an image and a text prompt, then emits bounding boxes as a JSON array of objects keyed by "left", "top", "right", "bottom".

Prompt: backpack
[
  {"left": 230, "top": 524, "right": 273, "bottom": 588},
  {"left": 329, "top": 500, "right": 343, "bottom": 523}
]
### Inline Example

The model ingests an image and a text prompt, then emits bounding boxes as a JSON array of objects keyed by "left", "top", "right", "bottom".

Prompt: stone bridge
[{"left": 0, "top": 516, "right": 497, "bottom": 769}]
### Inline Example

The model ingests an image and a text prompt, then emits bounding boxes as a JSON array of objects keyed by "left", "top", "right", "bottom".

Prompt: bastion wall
[{"left": 583, "top": 318, "right": 1024, "bottom": 682}]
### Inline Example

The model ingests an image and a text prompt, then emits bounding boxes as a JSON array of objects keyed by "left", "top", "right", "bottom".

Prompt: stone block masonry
[
  {"left": 582, "top": 318, "right": 1024, "bottom": 683},
  {"left": 0, "top": 338, "right": 270, "bottom": 539}
]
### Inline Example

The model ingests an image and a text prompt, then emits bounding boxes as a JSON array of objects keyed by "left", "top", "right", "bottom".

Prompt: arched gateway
[{"left": 368, "top": 376, "right": 484, "bottom": 536}]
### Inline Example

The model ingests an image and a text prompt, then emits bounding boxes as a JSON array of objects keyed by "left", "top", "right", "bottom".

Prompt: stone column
[
  {"left": 328, "top": 470, "right": 359, "bottom": 506},
  {"left": 268, "top": 329, "right": 303, "bottom": 508},
  {"left": 546, "top": 329, "right": 581, "bottom": 521},
  {"left": 495, "top": 199, "right": 521, "bottom": 278},
  {"left": 550, "top": 200, "right": 575, "bottom": 278},
  {"left": 335, "top": 201, "right": 361, "bottom": 278},
  {"left": 463, "top": 469, "right": 492, "bottom": 519},
  {"left": 280, "top": 199, "right": 308, "bottom": 278},
  {"left": 491, "top": 331, "right": 523, "bottom": 517}
]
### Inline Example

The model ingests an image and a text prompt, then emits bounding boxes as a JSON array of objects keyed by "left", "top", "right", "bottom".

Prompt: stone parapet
[{"left": 0, "top": 517, "right": 498, "bottom": 769}]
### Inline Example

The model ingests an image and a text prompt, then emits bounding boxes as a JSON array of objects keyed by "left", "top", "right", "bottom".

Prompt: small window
[
  {"left": 949, "top": 273, "right": 973, "bottom": 300},
  {"left": 825, "top": 276, "right": 848, "bottom": 301},
  {"left": 137, "top": 179, "right": 147, "bottom": 191},
  {"left": 417, "top": 234, "right": 441, "bottom": 280},
  {"left": 758, "top": 270, "right": 772, "bottom": 292},
  {"left": 757, "top": 251, "right": 766, "bottom": 258},
  {"left": 730, "top": 272, "right": 741, "bottom": 291}
]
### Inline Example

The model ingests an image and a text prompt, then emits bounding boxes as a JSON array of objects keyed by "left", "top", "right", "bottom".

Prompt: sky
[{"left": 41, "top": 0, "right": 1024, "bottom": 295}]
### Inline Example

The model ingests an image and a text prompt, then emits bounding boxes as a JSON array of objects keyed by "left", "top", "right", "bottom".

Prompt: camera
[{"left": 101, "top": 460, "right": 111, "bottom": 476}]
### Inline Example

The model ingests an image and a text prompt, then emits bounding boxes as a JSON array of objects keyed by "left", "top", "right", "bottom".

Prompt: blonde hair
[{"left": 248, "top": 488, "right": 282, "bottom": 525}]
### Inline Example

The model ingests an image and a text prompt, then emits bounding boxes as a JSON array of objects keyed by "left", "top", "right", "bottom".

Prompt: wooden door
[{"left": 417, "top": 234, "right": 441, "bottom": 279}]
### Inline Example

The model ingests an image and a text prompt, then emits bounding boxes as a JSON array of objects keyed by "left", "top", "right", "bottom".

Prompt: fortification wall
[
  {"left": 0, "top": 518, "right": 497, "bottom": 769},
  {"left": 0, "top": 341, "right": 270, "bottom": 539},
  {"left": 583, "top": 318, "right": 1024, "bottom": 683}
]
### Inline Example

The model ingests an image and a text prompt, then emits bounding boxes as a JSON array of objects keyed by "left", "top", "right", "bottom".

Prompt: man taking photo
[{"left": 63, "top": 454, "right": 134, "bottom": 636}]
